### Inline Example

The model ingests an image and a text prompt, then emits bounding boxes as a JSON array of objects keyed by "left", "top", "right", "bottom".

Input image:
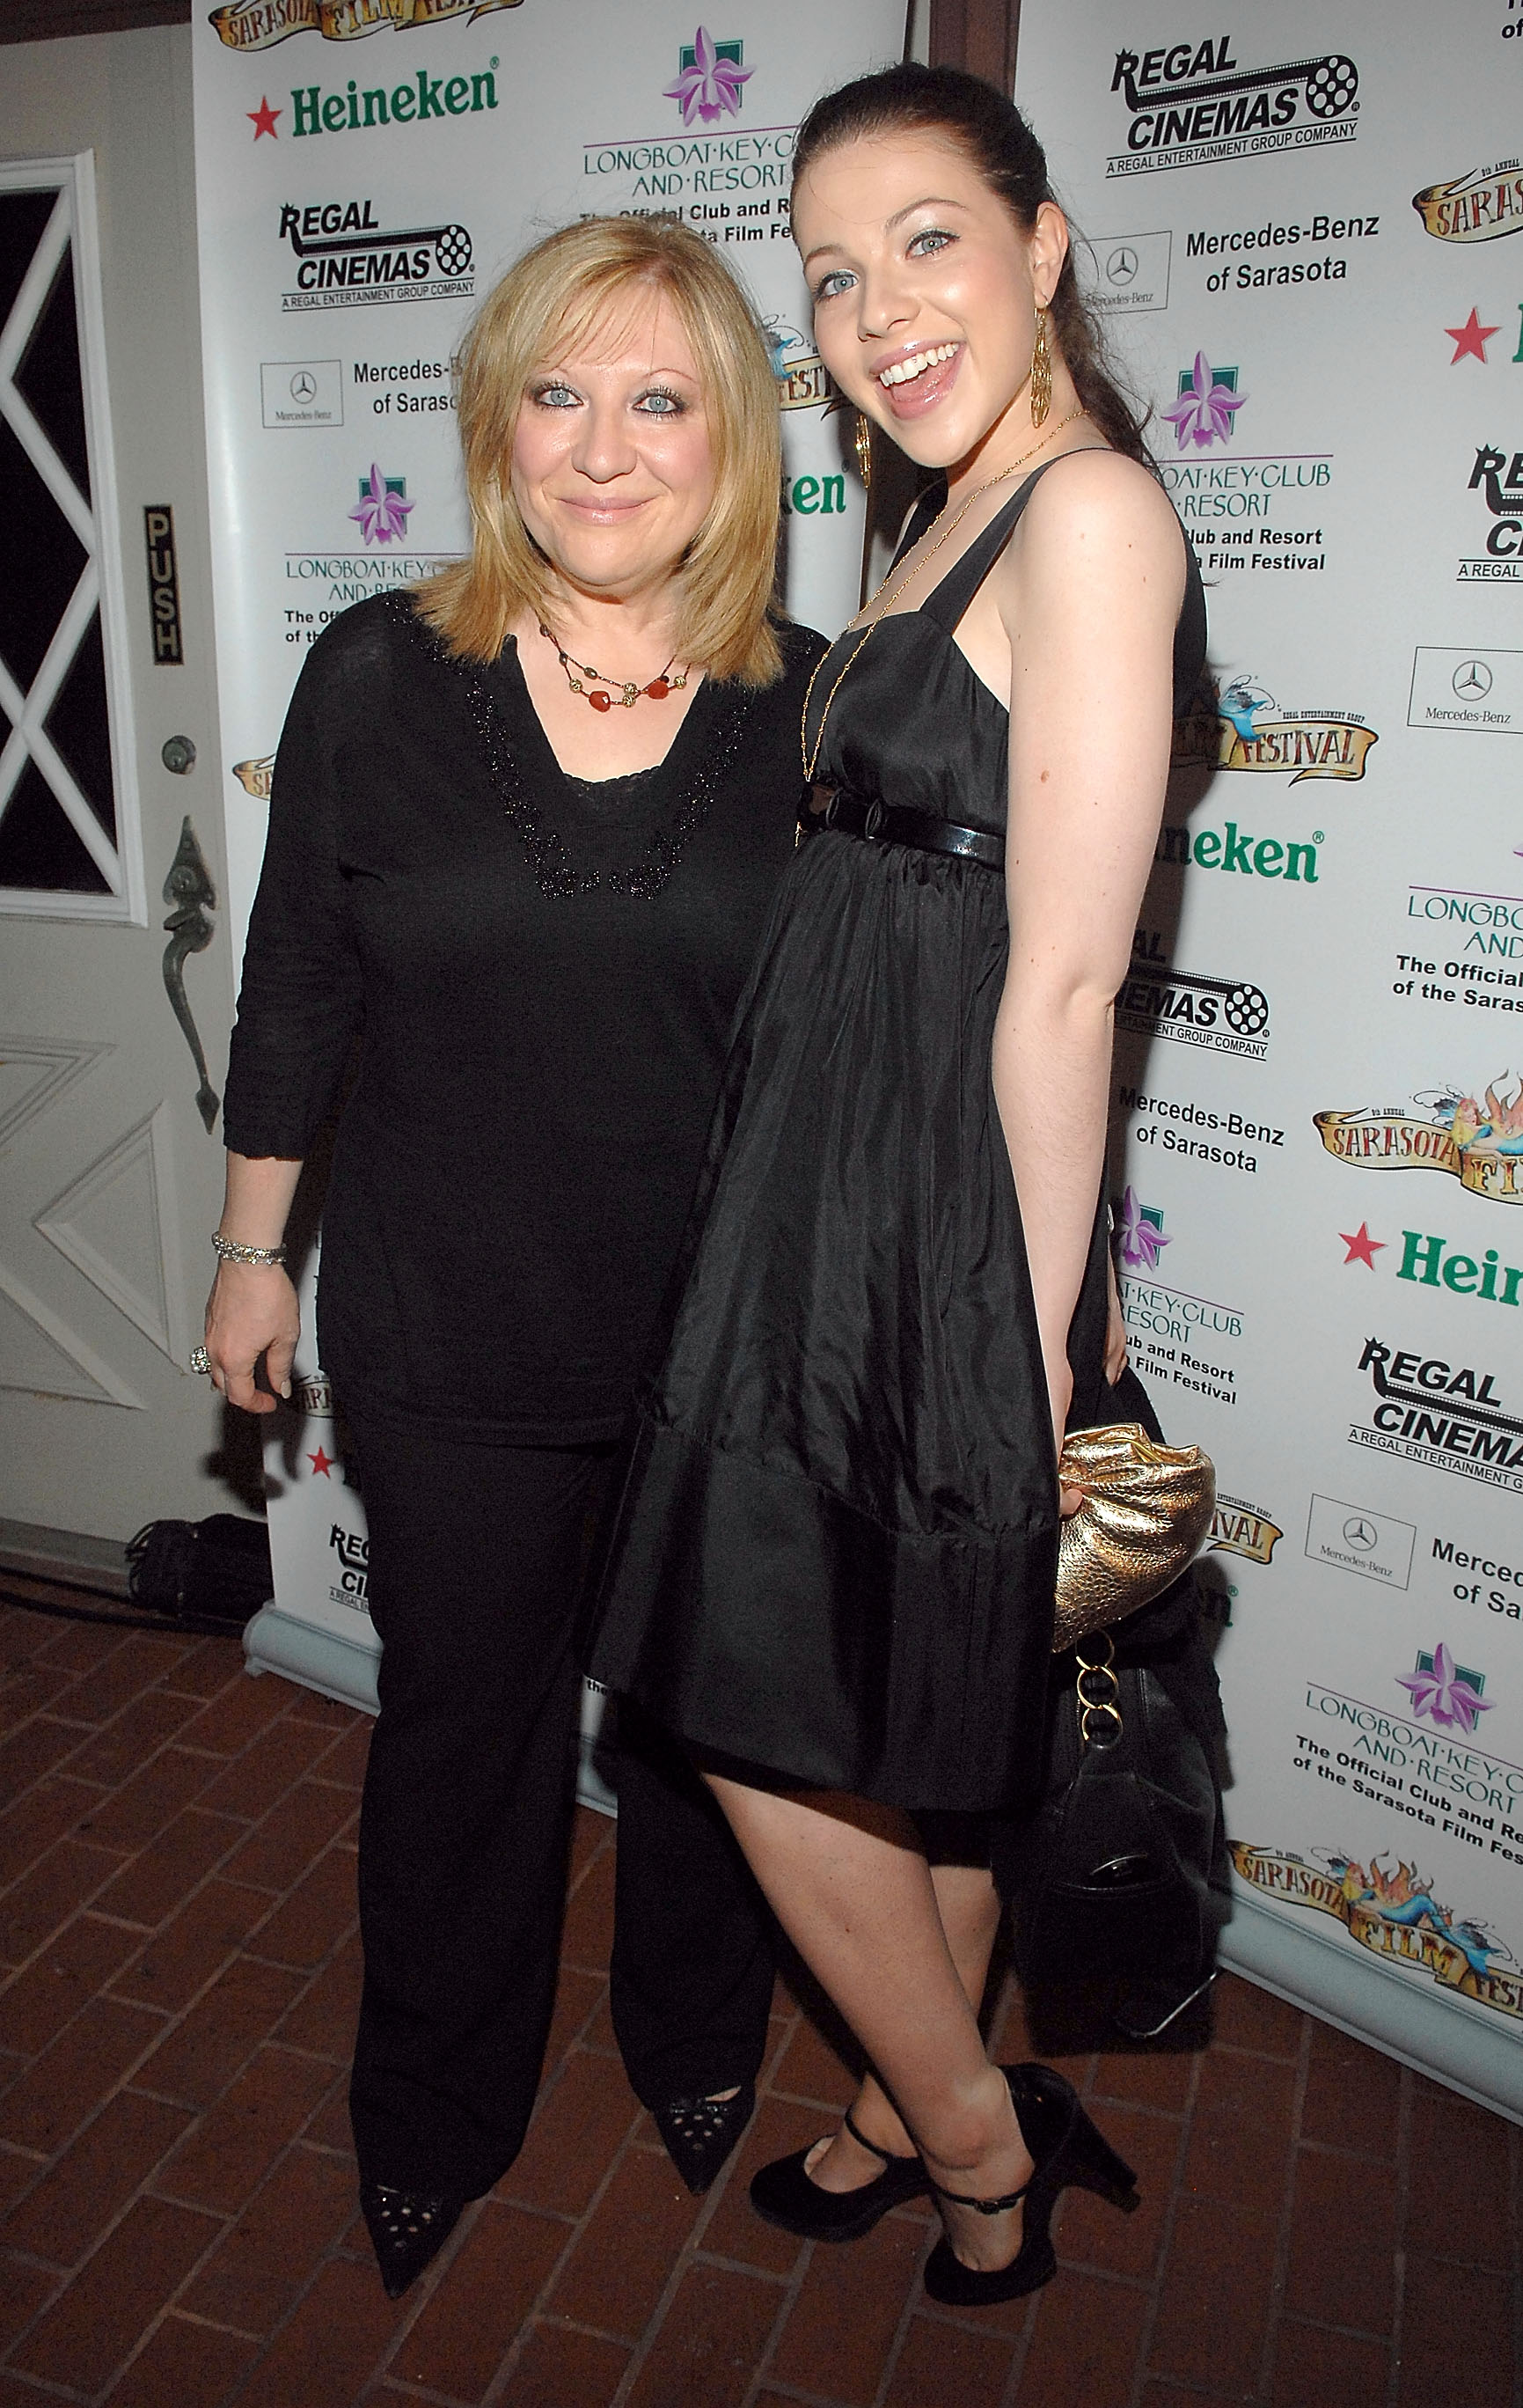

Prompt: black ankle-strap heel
[
  {"left": 922, "top": 2065, "right": 1138, "bottom": 2309},
  {"left": 751, "top": 2104, "right": 930, "bottom": 2242}
]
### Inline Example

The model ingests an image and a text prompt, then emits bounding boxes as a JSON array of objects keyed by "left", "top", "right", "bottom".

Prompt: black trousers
[{"left": 347, "top": 1413, "right": 774, "bottom": 2198}]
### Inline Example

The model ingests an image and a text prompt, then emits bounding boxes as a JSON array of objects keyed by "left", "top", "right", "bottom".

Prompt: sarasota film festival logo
[
  {"left": 277, "top": 198, "right": 473, "bottom": 312},
  {"left": 209, "top": 0, "right": 520, "bottom": 50},
  {"left": 1353, "top": 1339, "right": 1523, "bottom": 1489},
  {"left": 1314, "top": 1074, "right": 1523, "bottom": 1208},
  {"left": 1107, "top": 37, "right": 1359, "bottom": 179},
  {"left": 1175, "top": 675, "right": 1378, "bottom": 781},
  {"left": 1413, "top": 158, "right": 1523, "bottom": 245},
  {"left": 1116, "top": 929, "right": 1270, "bottom": 1059}
]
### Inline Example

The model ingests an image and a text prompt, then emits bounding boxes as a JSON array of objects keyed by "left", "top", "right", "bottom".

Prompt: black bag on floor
[{"left": 126, "top": 1515, "right": 273, "bottom": 1629}]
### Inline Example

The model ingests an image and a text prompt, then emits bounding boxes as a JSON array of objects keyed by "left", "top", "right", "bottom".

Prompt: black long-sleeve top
[{"left": 223, "top": 592, "right": 826, "bottom": 1442}]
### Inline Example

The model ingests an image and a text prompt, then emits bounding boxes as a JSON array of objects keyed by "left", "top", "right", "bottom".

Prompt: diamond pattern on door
[{"left": 35, "top": 1104, "right": 187, "bottom": 1363}]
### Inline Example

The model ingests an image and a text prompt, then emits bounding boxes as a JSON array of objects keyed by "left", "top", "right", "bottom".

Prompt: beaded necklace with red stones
[{"left": 538, "top": 621, "right": 690, "bottom": 713}]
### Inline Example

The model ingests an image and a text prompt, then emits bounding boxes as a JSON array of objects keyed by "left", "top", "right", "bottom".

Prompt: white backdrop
[
  {"left": 190, "top": 3, "right": 904, "bottom": 1788},
  {"left": 1016, "top": 0, "right": 1523, "bottom": 2113}
]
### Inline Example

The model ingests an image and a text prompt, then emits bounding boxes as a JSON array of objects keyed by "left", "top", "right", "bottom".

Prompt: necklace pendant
[
  {"left": 645, "top": 676, "right": 670, "bottom": 701},
  {"left": 588, "top": 688, "right": 612, "bottom": 713}
]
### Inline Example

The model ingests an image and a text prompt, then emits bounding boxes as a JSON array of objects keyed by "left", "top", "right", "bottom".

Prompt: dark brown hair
[{"left": 791, "top": 63, "right": 1151, "bottom": 465}]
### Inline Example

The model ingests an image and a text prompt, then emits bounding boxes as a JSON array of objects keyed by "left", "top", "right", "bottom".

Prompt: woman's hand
[
  {"left": 203, "top": 1261, "right": 300, "bottom": 1414},
  {"left": 1104, "top": 1248, "right": 1127, "bottom": 1386}
]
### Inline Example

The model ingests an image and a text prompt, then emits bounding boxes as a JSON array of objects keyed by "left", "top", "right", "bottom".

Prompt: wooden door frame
[{"left": 927, "top": 0, "right": 1021, "bottom": 89}]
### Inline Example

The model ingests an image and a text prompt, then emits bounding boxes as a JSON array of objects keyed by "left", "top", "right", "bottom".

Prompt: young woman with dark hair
[{"left": 589, "top": 65, "right": 1205, "bottom": 2309}]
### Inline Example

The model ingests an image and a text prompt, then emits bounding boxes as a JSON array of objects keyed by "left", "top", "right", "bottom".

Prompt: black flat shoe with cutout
[
  {"left": 359, "top": 2180, "right": 465, "bottom": 2300},
  {"left": 654, "top": 2080, "right": 757, "bottom": 2195}
]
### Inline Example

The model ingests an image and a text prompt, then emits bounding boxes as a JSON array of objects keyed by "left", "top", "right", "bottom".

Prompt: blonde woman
[{"left": 208, "top": 217, "right": 824, "bottom": 2295}]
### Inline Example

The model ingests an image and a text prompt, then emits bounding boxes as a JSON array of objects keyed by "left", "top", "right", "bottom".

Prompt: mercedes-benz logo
[
  {"left": 289, "top": 370, "right": 318, "bottom": 404},
  {"left": 1106, "top": 245, "right": 1139, "bottom": 286},
  {"left": 1453, "top": 658, "right": 1492, "bottom": 699},
  {"left": 1343, "top": 1516, "right": 1378, "bottom": 1553}
]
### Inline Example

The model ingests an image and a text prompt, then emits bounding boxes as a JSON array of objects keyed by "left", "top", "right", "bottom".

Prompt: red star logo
[
  {"left": 1341, "top": 1223, "right": 1387, "bottom": 1269},
  {"left": 248, "top": 94, "right": 281, "bottom": 140},
  {"left": 307, "top": 1444, "right": 334, "bottom": 1478},
  {"left": 1446, "top": 309, "right": 1501, "bottom": 363}
]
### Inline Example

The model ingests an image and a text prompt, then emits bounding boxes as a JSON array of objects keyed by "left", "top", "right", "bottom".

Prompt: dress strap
[
  {"left": 919, "top": 455, "right": 1074, "bottom": 635},
  {"left": 885, "top": 481, "right": 947, "bottom": 576}
]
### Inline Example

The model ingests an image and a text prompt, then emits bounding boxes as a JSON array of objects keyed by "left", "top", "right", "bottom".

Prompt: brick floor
[{"left": 0, "top": 1592, "right": 1519, "bottom": 2407}]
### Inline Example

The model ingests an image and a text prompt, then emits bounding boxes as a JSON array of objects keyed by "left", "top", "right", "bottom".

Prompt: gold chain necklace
[{"left": 799, "top": 406, "right": 1087, "bottom": 782}]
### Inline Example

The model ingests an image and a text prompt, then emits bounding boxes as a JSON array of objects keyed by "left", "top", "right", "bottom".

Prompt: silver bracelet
[{"left": 213, "top": 1232, "right": 287, "bottom": 1268}]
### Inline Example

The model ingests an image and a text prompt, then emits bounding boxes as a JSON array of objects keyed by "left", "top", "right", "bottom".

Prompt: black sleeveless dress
[{"left": 587, "top": 460, "right": 1208, "bottom": 1813}]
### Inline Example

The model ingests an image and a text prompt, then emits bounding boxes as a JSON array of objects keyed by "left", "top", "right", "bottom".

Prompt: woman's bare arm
[
  {"left": 203, "top": 1154, "right": 304, "bottom": 1413},
  {"left": 989, "top": 452, "right": 1184, "bottom": 1466}
]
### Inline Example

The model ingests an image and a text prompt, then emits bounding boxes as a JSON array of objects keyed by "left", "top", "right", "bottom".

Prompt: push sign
[{"left": 143, "top": 505, "right": 184, "bottom": 664}]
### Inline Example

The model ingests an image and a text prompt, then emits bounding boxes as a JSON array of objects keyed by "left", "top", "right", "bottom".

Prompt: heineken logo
[
  {"left": 1413, "top": 159, "right": 1523, "bottom": 245},
  {"left": 210, "top": 0, "right": 520, "bottom": 49},
  {"left": 1395, "top": 1229, "right": 1523, "bottom": 1309},
  {"left": 283, "top": 62, "right": 499, "bottom": 137}
]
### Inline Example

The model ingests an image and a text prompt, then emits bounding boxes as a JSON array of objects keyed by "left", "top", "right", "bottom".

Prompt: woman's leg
[
  {"left": 348, "top": 1415, "right": 610, "bottom": 2198},
  {"left": 707, "top": 1777, "right": 1030, "bottom": 2272},
  {"left": 611, "top": 1702, "right": 775, "bottom": 2111},
  {"left": 809, "top": 1856, "right": 1002, "bottom": 2191}
]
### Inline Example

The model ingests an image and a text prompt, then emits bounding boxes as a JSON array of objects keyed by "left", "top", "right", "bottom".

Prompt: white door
[{"left": 0, "top": 25, "right": 240, "bottom": 1540}]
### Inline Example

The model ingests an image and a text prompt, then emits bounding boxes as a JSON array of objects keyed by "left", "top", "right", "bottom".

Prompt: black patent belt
[{"left": 800, "top": 789, "right": 1005, "bottom": 871}]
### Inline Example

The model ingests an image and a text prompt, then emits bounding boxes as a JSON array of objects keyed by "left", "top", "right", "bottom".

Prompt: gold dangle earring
[
  {"left": 1029, "top": 306, "right": 1052, "bottom": 429},
  {"left": 853, "top": 410, "right": 874, "bottom": 488}
]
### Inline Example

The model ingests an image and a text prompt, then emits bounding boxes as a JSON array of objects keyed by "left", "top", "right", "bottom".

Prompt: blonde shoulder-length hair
[{"left": 416, "top": 215, "right": 783, "bottom": 686}]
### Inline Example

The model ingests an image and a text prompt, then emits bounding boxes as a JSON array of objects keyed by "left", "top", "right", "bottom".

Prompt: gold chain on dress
[{"left": 799, "top": 406, "right": 1087, "bottom": 784}]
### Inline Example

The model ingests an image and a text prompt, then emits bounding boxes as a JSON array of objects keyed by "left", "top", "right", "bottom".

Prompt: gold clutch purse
[{"left": 1052, "top": 1422, "right": 1217, "bottom": 1653}]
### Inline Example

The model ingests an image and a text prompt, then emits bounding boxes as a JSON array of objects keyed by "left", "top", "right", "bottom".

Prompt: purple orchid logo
[
  {"left": 1397, "top": 1643, "right": 1495, "bottom": 1735},
  {"left": 1162, "top": 354, "right": 1248, "bottom": 452},
  {"left": 664, "top": 26, "right": 751, "bottom": 125},
  {"left": 349, "top": 464, "right": 414, "bottom": 547},
  {"left": 1115, "top": 1186, "right": 1171, "bottom": 1273}
]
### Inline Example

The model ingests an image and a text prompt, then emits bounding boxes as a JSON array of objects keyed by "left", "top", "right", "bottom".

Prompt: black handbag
[
  {"left": 994, "top": 1368, "right": 1233, "bottom": 2037},
  {"left": 125, "top": 1515, "right": 273, "bottom": 1630}
]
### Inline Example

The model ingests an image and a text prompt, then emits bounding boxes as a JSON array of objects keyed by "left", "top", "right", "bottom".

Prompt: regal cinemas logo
[
  {"left": 327, "top": 1521, "right": 370, "bottom": 1605},
  {"left": 1108, "top": 35, "right": 1359, "bottom": 179},
  {"left": 278, "top": 198, "right": 472, "bottom": 312},
  {"left": 1413, "top": 158, "right": 1523, "bottom": 245},
  {"left": 1353, "top": 1339, "right": 1523, "bottom": 1492},
  {"left": 209, "top": 0, "right": 519, "bottom": 50},
  {"left": 1461, "top": 444, "right": 1523, "bottom": 577},
  {"left": 1116, "top": 929, "right": 1270, "bottom": 1058}
]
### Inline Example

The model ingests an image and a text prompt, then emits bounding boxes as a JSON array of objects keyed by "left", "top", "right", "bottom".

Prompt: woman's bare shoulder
[{"left": 1017, "top": 447, "right": 1181, "bottom": 563}]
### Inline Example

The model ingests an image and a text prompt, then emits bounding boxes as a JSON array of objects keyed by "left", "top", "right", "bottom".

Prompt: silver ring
[{"left": 189, "top": 1346, "right": 210, "bottom": 1375}]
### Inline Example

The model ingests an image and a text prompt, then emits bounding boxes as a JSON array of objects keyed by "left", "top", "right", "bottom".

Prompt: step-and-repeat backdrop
[
  {"left": 190, "top": 3, "right": 904, "bottom": 1788},
  {"left": 1017, "top": 0, "right": 1523, "bottom": 2110}
]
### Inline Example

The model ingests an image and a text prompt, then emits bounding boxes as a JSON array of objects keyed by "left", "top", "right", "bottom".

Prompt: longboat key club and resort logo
[{"left": 1106, "top": 36, "right": 1359, "bottom": 179}]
